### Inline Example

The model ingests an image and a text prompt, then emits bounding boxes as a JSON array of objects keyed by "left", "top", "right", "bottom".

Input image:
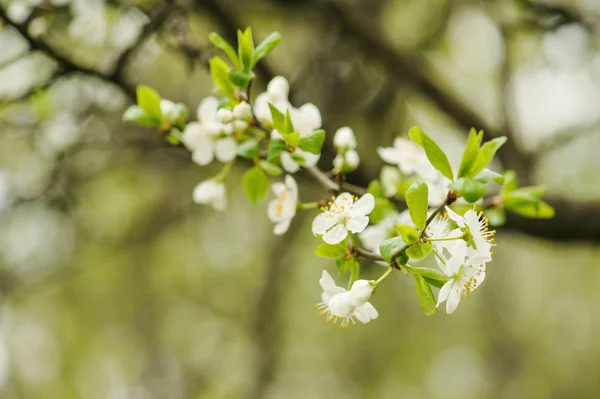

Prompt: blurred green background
[{"left": 2, "top": 0, "right": 600, "bottom": 398}]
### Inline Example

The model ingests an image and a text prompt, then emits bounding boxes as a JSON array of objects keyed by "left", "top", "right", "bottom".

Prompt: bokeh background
[{"left": 2, "top": 0, "right": 600, "bottom": 398}]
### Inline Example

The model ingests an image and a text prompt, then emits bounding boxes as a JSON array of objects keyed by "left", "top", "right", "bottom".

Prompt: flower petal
[
  {"left": 273, "top": 219, "right": 291, "bottom": 235},
  {"left": 436, "top": 280, "right": 453, "bottom": 307},
  {"left": 323, "top": 224, "right": 349, "bottom": 245},
  {"left": 197, "top": 96, "right": 219, "bottom": 122},
  {"left": 215, "top": 138, "right": 237, "bottom": 162},
  {"left": 312, "top": 213, "right": 336, "bottom": 235},
  {"left": 377, "top": 146, "right": 401, "bottom": 164},
  {"left": 280, "top": 152, "right": 300, "bottom": 173},
  {"left": 354, "top": 302, "right": 378, "bottom": 323},
  {"left": 284, "top": 175, "right": 298, "bottom": 199},
  {"left": 350, "top": 193, "right": 375, "bottom": 217},
  {"left": 191, "top": 141, "right": 214, "bottom": 166},
  {"left": 445, "top": 206, "right": 465, "bottom": 226},
  {"left": 346, "top": 215, "right": 369, "bottom": 234},
  {"left": 445, "top": 287, "right": 462, "bottom": 314}
]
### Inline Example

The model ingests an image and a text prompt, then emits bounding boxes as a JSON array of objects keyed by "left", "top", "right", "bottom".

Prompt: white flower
[
  {"left": 316, "top": 271, "right": 378, "bottom": 327},
  {"left": 333, "top": 127, "right": 357, "bottom": 149},
  {"left": 436, "top": 245, "right": 486, "bottom": 314},
  {"left": 378, "top": 137, "right": 438, "bottom": 181},
  {"left": 333, "top": 150, "right": 360, "bottom": 172},
  {"left": 359, "top": 210, "right": 412, "bottom": 253},
  {"left": 445, "top": 207, "right": 494, "bottom": 262},
  {"left": 254, "top": 77, "right": 292, "bottom": 123},
  {"left": 426, "top": 174, "right": 450, "bottom": 206},
  {"left": 312, "top": 193, "right": 375, "bottom": 245},
  {"left": 160, "top": 99, "right": 179, "bottom": 121},
  {"left": 233, "top": 101, "right": 252, "bottom": 120},
  {"left": 181, "top": 97, "right": 237, "bottom": 166},
  {"left": 267, "top": 175, "right": 298, "bottom": 235},
  {"left": 216, "top": 108, "right": 233, "bottom": 123},
  {"left": 193, "top": 180, "right": 227, "bottom": 211},
  {"left": 267, "top": 76, "right": 289, "bottom": 100},
  {"left": 292, "top": 103, "right": 322, "bottom": 135}
]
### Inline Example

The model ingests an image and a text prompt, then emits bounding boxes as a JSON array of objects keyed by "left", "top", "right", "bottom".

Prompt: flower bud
[
  {"left": 216, "top": 108, "right": 233, "bottom": 123},
  {"left": 345, "top": 150, "right": 360, "bottom": 169},
  {"left": 233, "top": 101, "right": 252, "bottom": 120},
  {"left": 233, "top": 120, "right": 249, "bottom": 132},
  {"left": 267, "top": 76, "right": 289, "bottom": 100},
  {"left": 193, "top": 180, "right": 227, "bottom": 211},
  {"left": 333, "top": 127, "right": 356, "bottom": 149}
]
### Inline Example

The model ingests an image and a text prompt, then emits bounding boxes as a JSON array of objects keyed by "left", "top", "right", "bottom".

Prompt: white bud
[
  {"left": 233, "top": 101, "right": 252, "bottom": 119},
  {"left": 216, "top": 108, "right": 233, "bottom": 123},
  {"left": 334, "top": 127, "right": 357, "bottom": 149},
  {"left": 193, "top": 180, "right": 227, "bottom": 211},
  {"left": 233, "top": 120, "right": 249, "bottom": 132},
  {"left": 345, "top": 150, "right": 360, "bottom": 169},
  {"left": 267, "top": 76, "right": 289, "bottom": 100}
]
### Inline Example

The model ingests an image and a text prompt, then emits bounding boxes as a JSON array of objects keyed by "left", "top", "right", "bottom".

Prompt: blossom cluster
[{"left": 122, "top": 27, "right": 553, "bottom": 329}]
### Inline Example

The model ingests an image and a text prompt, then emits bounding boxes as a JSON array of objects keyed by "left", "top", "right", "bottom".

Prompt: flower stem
[
  {"left": 375, "top": 266, "right": 394, "bottom": 286},
  {"left": 298, "top": 201, "right": 319, "bottom": 210},
  {"left": 214, "top": 161, "right": 234, "bottom": 182},
  {"left": 425, "top": 235, "right": 462, "bottom": 242},
  {"left": 431, "top": 247, "right": 447, "bottom": 265}
]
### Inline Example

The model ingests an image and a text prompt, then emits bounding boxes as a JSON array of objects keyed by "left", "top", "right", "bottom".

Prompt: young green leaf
[
  {"left": 267, "top": 138, "right": 286, "bottom": 161},
  {"left": 122, "top": 105, "right": 160, "bottom": 127},
  {"left": 367, "top": 180, "right": 385, "bottom": 197},
  {"left": 449, "top": 178, "right": 486, "bottom": 203},
  {"left": 395, "top": 224, "right": 419, "bottom": 244},
  {"left": 297, "top": 129, "right": 326, "bottom": 154},
  {"left": 253, "top": 32, "right": 282, "bottom": 67},
  {"left": 228, "top": 69, "right": 254, "bottom": 88},
  {"left": 404, "top": 265, "right": 449, "bottom": 288},
  {"left": 503, "top": 170, "right": 517, "bottom": 192},
  {"left": 283, "top": 132, "right": 300, "bottom": 147},
  {"left": 268, "top": 103, "right": 285, "bottom": 132},
  {"left": 238, "top": 27, "right": 254, "bottom": 71},
  {"left": 242, "top": 167, "right": 269, "bottom": 203},
  {"left": 289, "top": 151, "right": 305, "bottom": 165},
  {"left": 259, "top": 160, "right": 283, "bottom": 176},
  {"left": 474, "top": 168, "right": 504, "bottom": 185},
  {"left": 136, "top": 85, "right": 162, "bottom": 119},
  {"left": 209, "top": 57, "right": 235, "bottom": 98},
  {"left": 408, "top": 126, "right": 454, "bottom": 180},
  {"left": 284, "top": 108, "right": 294, "bottom": 134},
  {"left": 467, "top": 136, "right": 507, "bottom": 178},
  {"left": 406, "top": 180, "right": 428, "bottom": 230},
  {"left": 506, "top": 200, "right": 555, "bottom": 219},
  {"left": 315, "top": 243, "right": 348, "bottom": 258},
  {"left": 236, "top": 139, "right": 260, "bottom": 159},
  {"left": 379, "top": 236, "right": 406, "bottom": 263},
  {"left": 208, "top": 32, "right": 241, "bottom": 68},
  {"left": 412, "top": 273, "right": 437, "bottom": 316},
  {"left": 406, "top": 242, "right": 433, "bottom": 259},
  {"left": 458, "top": 128, "right": 481, "bottom": 178},
  {"left": 484, "top": 207, "right": 506, "bottom": 227}
]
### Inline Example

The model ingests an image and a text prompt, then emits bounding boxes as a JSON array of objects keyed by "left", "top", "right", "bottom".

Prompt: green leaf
[
  {"left": 208, "top": 32, "right": 241, "bottom": 68},
  {"left": 517, "top": 185, "right": 548, "bottom": 198},
  {"left": 449, "top": 178, "right": 486, "bottom": 203},
  {"left": 395, "top": 224, "right": 419, "bottom": 244},
  {"left": 253, "top": 32, "right": 282, "bottom": 67},
  {"left": 267, "top": 138, "right": 286, "bottom": 161},
  {"left": 406, "top": 242, "right": 433, "bottom": 259},
  {"left": 284, "top": 108, "right": 294, "bottom": 134},
  {"left": 283, "top": 132, "right": 300, "bottom": 147},
  {"left": 315, "top": 243, "right": 348, "bottom": 258},
  {"left": 268, "top": 103, "right": 285, "bottom": 132},
  {"left": 259, "top": 160, "right": 283, "bottom": 176},
  {"left": 458, "top": 128, "right": 481, "bottom": 178},
  {"left": 238, "top": 27, "right": 254, "bottom": 71},
  {"left": 336, "top": 256, "right": 358, "bottom": 275},
  {"left": 406, "top": 180, "right": 428, "bottom": 230},
  {"left": 228, "top": 69, "right": 255, "bottom": 88},
  {"left": 242, "top": 167, "right": 269, "bottom": 203},
  {"left": 503, "top": 170, "right": 517, "bottom": 192},
  {"left": 236, "top": 139, "right": 260, "bottom": 159},
  {"left": 506, "top": 201, "right": 555, "bottom": 219},
  {"left": 405, "top": 265, "right": 449, "bottom": 288},
  {"left": 467, "top": 136, "right": 507, "bottom": 178},
  {"left": 474, "top": 168, "right": 504, "bottom": 185},
  {"left": 122, "top": 105, "right": 160, "bottom": 127},
  {"left": 297, "top": 129, "right": 326, "bottom": 154},
  {"left": 408, "top": 126, "right": 454, "bottom": 180},
  {"left": 484, "top": 207, "right": 506, "bottom": 227},
  {"left": 504, "top": 190, "right": 539, "bottom": 207},
  {"left": 412, "top": 273, "right": 437, "bottom": 316},
  {"left": 209, "top": 57, "right": 235, "bottom": 97},
  {"left": 136, "top": 85, "right": 162, "bottom": 119},
  {"left": 379, "top": 236, "right": 406, "bottom": 263},
  {"left": 368, "top": 180, "right": 385, "bottom": 197},
  {"left": 289, "top": 151, "right": 305, "bottom": 165}
]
